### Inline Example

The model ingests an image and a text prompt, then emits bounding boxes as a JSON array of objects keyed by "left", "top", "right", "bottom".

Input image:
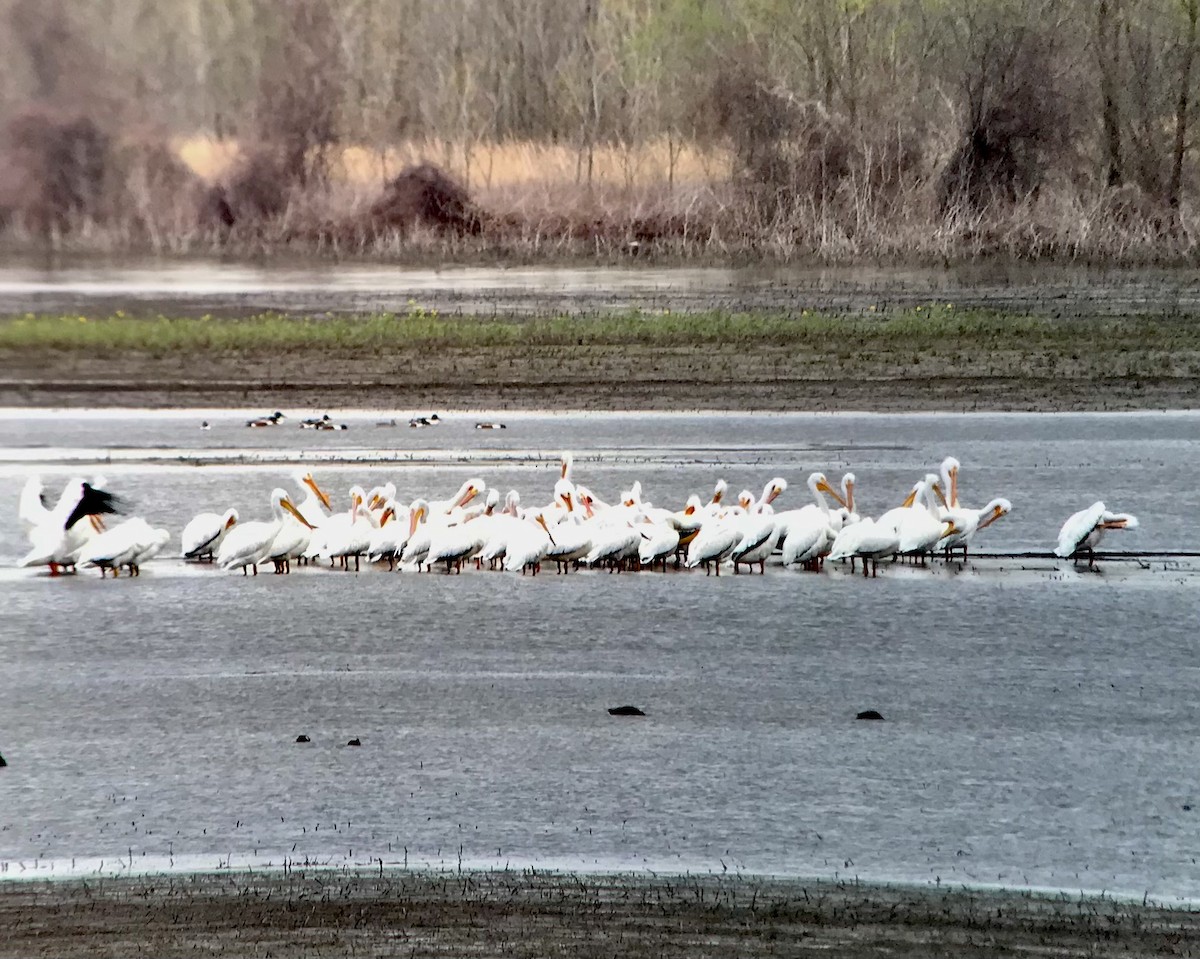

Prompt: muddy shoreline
[
  {"left": 3, "top": 344, "right": 1197, "bottom": 412},
  {"left": 0, "top": 868, "right": 1194, "bottom": 958}
]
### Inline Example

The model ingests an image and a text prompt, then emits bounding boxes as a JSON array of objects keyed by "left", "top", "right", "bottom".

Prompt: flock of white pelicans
[{"left": 16, "top": 454, "right": 1139, "bottom": 579}]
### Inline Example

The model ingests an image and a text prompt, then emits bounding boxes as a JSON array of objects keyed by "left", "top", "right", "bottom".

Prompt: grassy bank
[
  {"left": 3, "top": 305, "right": 1199, "bottom": 354},
  {"left": 2, "top": 306, "right": 1198, "bottom": 411},
  {"left": 1, "top": 868, "right": 1197, "bottom": 958}
]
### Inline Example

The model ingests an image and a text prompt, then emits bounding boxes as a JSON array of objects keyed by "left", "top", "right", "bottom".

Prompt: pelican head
[
  {"left": 560, "top": 452, "right": 574, "bottom": 480},
  {"left": 710, "top": 479, "right": 728, "bottom": 506},
  {"left": 840, "top": 473, "right": 856, "bottom": 511},
  {"left": 940, "top": 457, "right": 961, "bottom": 507},
  {"left": 976, "top": 498, "right": 1012, "bottom": 532},
  {"left": 682, "top": 494, "right": 702, "bottom": 517},
  {"left": 738, "top": 489, "right": 754, "bottom": 510},
  {"left": 272, "top": 488, "right": 314, "bottom": 529},
  {"left": 455, "top": 478, "right": 486, "bottom": 509},
  {"left": 407, "top": 499, "right": 429, "bottom": 538},
  {"left": 554, "top": 479, "right": 574, "bottom": 512},
  {"left": 810, "top": 472, "right": 847, "bottom": 508},
  {"left": 294, "top": 470, "right": 332, "bottom": 511},
  {"left": 222, "top": 508, "right": 239, "bottom": 529},
  {"left": 483, "top": 488, "right": 501, "bottom": 514},
  {"left": 762, "top": 477, "right": 788, "bottom": 506}
]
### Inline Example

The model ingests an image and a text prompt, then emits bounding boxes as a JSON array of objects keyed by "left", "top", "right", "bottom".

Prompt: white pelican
[
  {"left": 939, "top": 498, "right": 1011, "bottom": 559},
  {"left": 78, "top": 518, "right": 161, "bottom": 577},
  {"left": 780, "top": 509, "right": 839, "bottom": 569},
  {"left": 775, "top": 473, "right": 848, "bottom": 566},
  {"left": 19, "top": 481, "right": 124, "bottom": 574},
  {"left": 1054, "top": 502, "right": 1138, "bottom": 566},
  {"left": 180, "top": 508, "right": 238, "bottom": 562},
  {"left": 895, "top": 476, "right": 953, "bottom": 561},
  {"left": 582, "top": 515, "right": 641, "bottom": 570},
  {"left": 840, "top": 472, "right": 860, "bottom": 525},
  {"left": 306, "top": 486, "right": 376, "bottom": 570},
  {"left": 544, "top": 513, "right": 593, "bottom": 573},
  {"left": 828, "top": 517, "right": 902, "bottom": 578},
  {"left": 217, "top": 489, "right": 311, "bottom": 575},
  {"left": 129, "top": 527, "right": 171, "bottom": 573},
  {"left": 399, "top": 499, "right": 434, "bottom": 569},
  {"left": 728, "top": 500, "right": 780, "bottom": 574},
  {"left": 637, "top": 516, "right": 681, "bottom": 571},
  {"left": 426, "top": 494, "right": 500, "bottom": 573},
  {"left": 503, "top": 513, "right": 554, "bottom": 574},
  {"left": 367, "top": 498, "right": 411, "bottom": 569},
  {"left": 684, "top": 509, "right": 742, "bottom": 575}
]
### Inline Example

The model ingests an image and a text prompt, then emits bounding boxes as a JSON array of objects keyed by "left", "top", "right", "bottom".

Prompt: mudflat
[
  {"left": 1, "top": 869, "right": 1196, "bottom": 958},
  {"left": 2, "top": 309, "right": 1198, "bottom": 411}
]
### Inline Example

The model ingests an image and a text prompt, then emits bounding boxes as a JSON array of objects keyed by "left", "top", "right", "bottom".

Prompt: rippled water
[
  {"left": 2, "top": 410, "right": 1199, "bottom": 900},
  {"left": 2, "top": 257, "right": 1198, "bottom": 316}
]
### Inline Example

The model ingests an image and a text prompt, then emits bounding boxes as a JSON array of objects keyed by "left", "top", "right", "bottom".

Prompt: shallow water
[
  {"left": 2, "top": 410, "right": 1199, "bottom": 899},
  {"left": 1, "top": 256, "right": 1199, "bottom": 316}
]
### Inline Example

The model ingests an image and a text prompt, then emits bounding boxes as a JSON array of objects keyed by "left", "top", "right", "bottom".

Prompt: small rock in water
[
  {"left": 347, "top": 737, "right": 362, "bottom": 746},
  {"left": 856, "top": 710, "right": 885, "bottom": 721},
  {"left": 295, "top": 735, "right": 311, "bottom": 743},
  {"left": 1184, "top": 804, "right": 1193, "bottom": 812},
  {"left": 608, "top": 705, "right": 646, "bottom": 717}
]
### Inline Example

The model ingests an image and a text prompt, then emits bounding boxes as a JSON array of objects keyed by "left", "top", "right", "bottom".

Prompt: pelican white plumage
[
  {"left": 895, "top": 476, "right": 953, "bottom": 560},
  {"left": 78, "top": 518, "right": 161, "bottom": 577},
  {"left": 728, "top": 502, "right": 780, "bottom": 574},
  {"left": 217, "top": 489, "right": 311, "bottom": 575},
  {"left": 775, "top": 472, "right": 848, "bottom": 566},
  {"left": 939, "top": 457, "right": 961, "bottom": 510},
  {"left": 19, "top": 480, "right": 124, "bottom": 573},
  {"left": 18, "top": 475, "right": 49, "bottom": 532},
  {"left": 1055, "top": 502, "right": 1138, "bottom": 565},
  {"left": 637, "top": 516, "right": 681, "bottom": 570},
  {"left": 503, "top": 513, "right": 554, "bottom": 574},
  {"left": 684, "top": 509, "right": 742, "bottom": 575},
  {"left": 828, "top": 516, "right": 902, "bottom": 577},
  {"left": 367, "top": 499, "right": 411, "bottom": 569},
  {"left": 180, "top": 508, "right": 238, "bottom": 562},
  {"left": 397, "top": 499, "right": 432, "bottom": 569},
  {"left": 309, "top": 486, "right": 378, "bottom": 570},
  {"left": 426, "top": 498, "right": 499, "bottom": 573}
]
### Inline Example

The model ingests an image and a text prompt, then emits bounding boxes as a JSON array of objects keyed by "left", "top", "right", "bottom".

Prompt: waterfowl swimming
[{"left": 246, "top": 411, "right": 285, "bottom": 428}]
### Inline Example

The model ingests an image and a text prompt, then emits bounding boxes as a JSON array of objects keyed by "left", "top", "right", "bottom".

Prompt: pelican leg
[
  {"left": 242, "top": 566, "right": 248, "bottom": 576},
  {"left": 862, "top": 558, "right": 869, "bottom": 578}
]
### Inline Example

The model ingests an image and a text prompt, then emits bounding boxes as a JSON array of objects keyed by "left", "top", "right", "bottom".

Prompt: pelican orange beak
[
  {"left": 563, "top": 491, "right": 573, "bottom": 512},
  {"left": 381, "top": 506, "right": 396, "bottom": 526},
  {"left": 89, "top": 514, "right": 105, "bottom": 532},
  {"left": 817, "top": 479, "right": 848, "bottom": 508},
  {"left": 457, "top": 485, "right": 478, "bottom": 508},
  {"left": 225, "top": 514, "right": 238, "bottom": 529},
  {"left": 845, "top": 480, "right": 855, "bottom": 510},
  {"left": 408, "top": 505, "right": 425, "bottom": 539},
  {"left": 901, "top": 489, "right": 918, "bottom": 508},
  {"left": 351, "top": 492, "right": 364, "bottom": 523},
  {"left": 305, "top": 475, "right": 332, "bottom": 511},
  {"left": 932, "top": 483, "right": 948, "bottom": 508},
  {"left": 536, "top": 513, "right": 556, "bottom": 546},
  {"left": 943, "top": 520, "right": 959, "bottom": 536},
  {"left": 623, "top": 498, "right": 635, "bottom": 507},
  {"left": 976, "top": 505, "right": 1007, "bottom": 532},
  {"left": 950, "top": 467, "right": 959, "bottom": 507},
  {"left": 684, "top": 504, "right": 695, "bottom": 516},
  {"left": 282, "top": 497, "right": 315, "bottom": 529},
  {"left": 369, "top": 493, "right": 383, "bottom": 510}
]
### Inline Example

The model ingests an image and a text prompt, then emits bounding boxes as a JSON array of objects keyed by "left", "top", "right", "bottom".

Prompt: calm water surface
[{"left": 1, "top": 410, "right": 1198, "bottom": 900}]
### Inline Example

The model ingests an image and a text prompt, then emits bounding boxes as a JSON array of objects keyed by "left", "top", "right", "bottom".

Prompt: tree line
[{"left": 1, "top": 0, "right": 1198, "bottom": 255}]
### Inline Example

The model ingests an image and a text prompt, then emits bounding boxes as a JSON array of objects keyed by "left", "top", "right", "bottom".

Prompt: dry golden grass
[{"left": 175, "top": 136, "right": 732, "bottom": 191}]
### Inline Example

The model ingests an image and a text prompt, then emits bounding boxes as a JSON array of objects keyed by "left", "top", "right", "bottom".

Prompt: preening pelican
[
  {"left": 939, "top": 498, "right": 1011, "bottom": 559},
  {"left": 1055, "top": 502, "right": 1138, "bottom": 566},
  {"left": 293, "top": 471, "right": 333, "bottom": 528},
  {"left": 180, "top": 508, "right": 238, "bottom": 561},
  {"left": 78, "top": 518, "right": 168, "bottom": 577},
  {"left": 217, "top": 489, "right": 311, "bottom": 575},
  {"left": 685, "top": 509, "right": 742, "bottom": 575}
]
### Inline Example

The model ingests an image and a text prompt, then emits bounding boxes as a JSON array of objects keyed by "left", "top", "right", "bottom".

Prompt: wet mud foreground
[{"left": 1, "top": 869, "right": 1196, "bottom": 958}]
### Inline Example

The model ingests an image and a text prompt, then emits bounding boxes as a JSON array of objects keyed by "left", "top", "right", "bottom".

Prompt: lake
[{"left": 2, "top": 409, "right": 1198, "bottom": 902}]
